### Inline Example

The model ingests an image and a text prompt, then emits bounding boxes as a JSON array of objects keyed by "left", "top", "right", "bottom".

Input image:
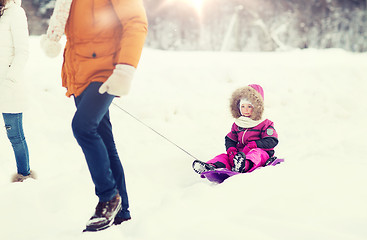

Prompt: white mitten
[
  {"left": 99, "top": 64, "right": 136, "bottom": 97},
  {"left": 40, "top": 34, "right": 62, "bottom": 58}
]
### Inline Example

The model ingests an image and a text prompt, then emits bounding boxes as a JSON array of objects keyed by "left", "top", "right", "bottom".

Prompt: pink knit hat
[{"left": 248, "top": 84, "right": 264, "bottom": 101}]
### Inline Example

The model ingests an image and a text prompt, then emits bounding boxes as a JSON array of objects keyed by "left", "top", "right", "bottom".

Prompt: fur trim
[
  {"left": 40, "top": 34, "right": 62, "bottom": 58},
  {"left": 230, "top": 86, "right": 264, "bottom": 121},
  {"left": 11, "top": 170, "right": 36, "bottom": 183}
]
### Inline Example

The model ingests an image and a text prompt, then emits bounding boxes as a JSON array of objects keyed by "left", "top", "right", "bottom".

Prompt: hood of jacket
[{"left": 230, "top": 84, "right": 265, "bottom": 121}]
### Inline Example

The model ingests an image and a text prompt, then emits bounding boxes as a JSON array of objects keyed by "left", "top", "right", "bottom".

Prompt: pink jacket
[{"left": 226, "top": 119, "right": 278, "bottom": 154}]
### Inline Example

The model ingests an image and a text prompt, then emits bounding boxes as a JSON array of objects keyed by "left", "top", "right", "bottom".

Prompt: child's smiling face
[{"left": 240, "top": 103, "right": 253, "bottom": 117}]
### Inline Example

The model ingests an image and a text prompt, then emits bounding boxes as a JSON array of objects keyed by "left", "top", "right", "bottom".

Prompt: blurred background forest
[{"left": 23, "top": 0, "right": 367, "bottom": 52}]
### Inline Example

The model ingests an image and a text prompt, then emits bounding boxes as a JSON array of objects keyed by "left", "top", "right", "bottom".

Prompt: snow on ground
[{"left": 0, "top": 36, "right": 366, "bottom": 240}]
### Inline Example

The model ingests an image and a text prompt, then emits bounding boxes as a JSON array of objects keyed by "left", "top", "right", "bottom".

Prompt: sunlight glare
[
  {"left": 167, "top": 0, "right": 206, "bottom": 13},
  {"left": 188, "top": 0, "right": 204, "bottom": 12}
]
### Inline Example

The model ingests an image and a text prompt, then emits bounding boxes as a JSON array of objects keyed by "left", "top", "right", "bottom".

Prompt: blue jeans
[
  {"left": 72, "top": 82, "right": 130, "bottom": 219},
  {"left": 2, "top": 113, "right": 30, "bottom": 176}
]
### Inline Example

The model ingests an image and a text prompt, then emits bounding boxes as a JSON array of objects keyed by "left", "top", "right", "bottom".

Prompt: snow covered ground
[{"left": 0, "top": 36, "right": 366, "bottom": 240}]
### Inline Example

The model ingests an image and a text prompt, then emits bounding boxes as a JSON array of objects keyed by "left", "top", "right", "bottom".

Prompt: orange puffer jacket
[{"left": 62, "top": 0, "right": 148, "bottom": 97}]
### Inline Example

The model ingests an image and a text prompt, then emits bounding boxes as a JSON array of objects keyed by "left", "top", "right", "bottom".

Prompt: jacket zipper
[{"left": 242, "top": 129, "right": 248, "bottom": 145}]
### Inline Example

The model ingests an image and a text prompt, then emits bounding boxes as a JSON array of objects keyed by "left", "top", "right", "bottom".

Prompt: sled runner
[{"left": 199, "top": 157, "right": 284, "bottom": 184}]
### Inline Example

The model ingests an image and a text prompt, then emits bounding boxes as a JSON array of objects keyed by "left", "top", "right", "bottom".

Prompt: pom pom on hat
[
  {"left": 40, "top": 34, "right": 62, "bottom": 58},
  {"left": 40, "top": 0, "right": 73, "bottom": 58}
]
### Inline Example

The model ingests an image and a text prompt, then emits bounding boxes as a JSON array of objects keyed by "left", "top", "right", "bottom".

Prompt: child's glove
[
  {"left": 227, "top": 147, "right": 238, "bottom": 161},
  {"left": 40, "top": 34, "right": 62, "bottom": 58},
  {"left": 243, "top": 141, "right": 257, "bottom": 154},
  {"left": 99, "top": 64, "right": 135, "bottom": 97}
]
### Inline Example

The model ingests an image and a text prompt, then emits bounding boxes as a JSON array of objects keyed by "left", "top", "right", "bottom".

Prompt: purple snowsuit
[{"left": 207, "top": 119, "right": 278, "bottom": 172}]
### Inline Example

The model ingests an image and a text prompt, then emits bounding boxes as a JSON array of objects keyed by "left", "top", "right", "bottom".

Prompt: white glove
[
  {"left": 99, "top": 64, "right": 136, "bottom": 97},
  {"left": 40, "top": 34, "right": 62, "bottom": 58}
]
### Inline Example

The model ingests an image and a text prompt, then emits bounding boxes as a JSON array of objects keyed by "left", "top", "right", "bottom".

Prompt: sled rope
[{"left": 112, "top": 102, "right": 198, "bottom": 160}]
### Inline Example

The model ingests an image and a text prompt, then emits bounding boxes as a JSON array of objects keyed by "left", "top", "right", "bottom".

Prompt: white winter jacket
[{"left": 0, "top": 0, "right": 29, "bottom": 113}]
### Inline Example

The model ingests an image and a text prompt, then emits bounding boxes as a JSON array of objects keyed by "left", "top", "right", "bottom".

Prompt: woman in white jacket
[{"left": 0, "top": 0, "right": 34, "bottom": 182}]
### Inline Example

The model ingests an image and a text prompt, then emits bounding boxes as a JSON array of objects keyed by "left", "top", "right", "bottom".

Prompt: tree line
[{"left": 26, "top": 0, "right": 367, "bottom": 52}]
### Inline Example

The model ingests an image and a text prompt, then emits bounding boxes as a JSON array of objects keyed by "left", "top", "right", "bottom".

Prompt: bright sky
[{"left": 166, "top": 0, "right": 206, "bottom": 13}]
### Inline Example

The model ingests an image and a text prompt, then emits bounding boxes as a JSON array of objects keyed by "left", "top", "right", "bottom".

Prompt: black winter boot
[
  {"left": 232, "top": 152, "right": 254, "bottom": 173},
  {"left": 84, "top": 193, "right": 122, "bottom": 232},
  {"left": 192, "top": 160, "right": 216, "bottom": 174}
]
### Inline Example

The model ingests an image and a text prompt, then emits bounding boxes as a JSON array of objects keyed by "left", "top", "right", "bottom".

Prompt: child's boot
[
  {"left": 192, "top": 160, "right": 215, "bottom": 174},
  {"left": 232, "top": 152, "right": 254, "bottom": 173}
]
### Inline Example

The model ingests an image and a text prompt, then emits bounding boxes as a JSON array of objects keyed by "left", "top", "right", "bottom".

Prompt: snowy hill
[{"left": 0, "top": 36, "right": 366, "bottom": 240}]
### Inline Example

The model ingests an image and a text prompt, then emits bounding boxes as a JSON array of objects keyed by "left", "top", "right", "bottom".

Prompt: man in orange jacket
[{"left": 41, "top": 0, "right": 148, "bottom": 232}]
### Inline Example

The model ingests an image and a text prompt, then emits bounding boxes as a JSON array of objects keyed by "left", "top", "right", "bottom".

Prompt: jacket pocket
[
  {"left": 73, "top": 42, "right": 117, "bottom": 83},
  {"left": 74, "top": 41, "right": 116, "bottom": 59}
]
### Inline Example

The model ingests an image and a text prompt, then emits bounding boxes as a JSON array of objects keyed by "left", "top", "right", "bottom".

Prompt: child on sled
[{"left": 193, "top": 84, "right": 278, "bottom": 174}]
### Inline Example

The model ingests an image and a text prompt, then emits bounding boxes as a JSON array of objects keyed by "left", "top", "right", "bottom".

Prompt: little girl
[{"left": 193, "top": 84, "right": 278, "bottom": 174}]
